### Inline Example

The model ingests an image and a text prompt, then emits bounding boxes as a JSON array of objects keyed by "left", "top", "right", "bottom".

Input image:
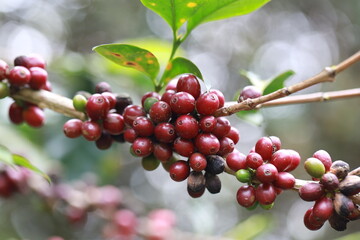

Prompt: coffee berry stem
[{"left": 214, "top": 51, "right": 360, "bottom": 117}]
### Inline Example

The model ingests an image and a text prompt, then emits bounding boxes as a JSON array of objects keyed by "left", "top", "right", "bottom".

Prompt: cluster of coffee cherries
[
  {"left": 0, "top": 164, "right": 177, "bottom": 240},
  {"left": 299, "top": 151, "right": 360, "bottom": 231},
  {"left": 0, "top": 56, "right": 51, "bottom": 128},
  {"left": 228, "top": 136, "right": 300, "bottom": 209}
]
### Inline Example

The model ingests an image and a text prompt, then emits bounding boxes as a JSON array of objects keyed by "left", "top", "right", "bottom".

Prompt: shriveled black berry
[
  {"left": 205, "top": 155, "right": 225, "bottom": 175},
  {"left": 328, "top": 211, "right": 349, "bottom": 231},
  {"left": 205, "top": 172, "right": 221, "bottom": 194},
  {"left": 187, "top": 171, "right": 206, "bottom": 193},
  {"left": 115, "top": 95, "right": 133, "bottom": 114}
]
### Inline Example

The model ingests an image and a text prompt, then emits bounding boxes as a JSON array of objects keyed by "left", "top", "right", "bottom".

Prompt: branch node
[
  {"left": 324, "top": 66, "right": 336, "bottom": 81},
  {"left": 282, "top": 87, "right": 291, "bottom": 96}
]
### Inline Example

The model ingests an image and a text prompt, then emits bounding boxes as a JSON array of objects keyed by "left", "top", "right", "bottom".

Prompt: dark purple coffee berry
[
  {"left": 95, "top": 132, "right": 113, "bottom": 150},
  {"left": 63, "top": 119, "right": 83, "bottom": 138},
  {"left": 114, "top": 95, "right": 133, "bottom": 114},
  {"left": 205, "top": 155, "right": 225, "bottom": 175},
  {"left": 175, "top": 115, "right": 199, "bottom": 139},
  {"left": 205, "top": 172, "right": 221, "bottom": 194}
]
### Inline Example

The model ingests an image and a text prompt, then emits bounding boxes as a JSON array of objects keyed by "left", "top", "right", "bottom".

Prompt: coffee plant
[{"left": 0, "top": 1, "right": 359, "bottom": 239}]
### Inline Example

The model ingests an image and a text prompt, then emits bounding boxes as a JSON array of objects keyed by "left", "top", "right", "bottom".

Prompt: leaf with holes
[
  {"left": 263, "top": 70, "right": 295, "bottom": 95},
  {"left": 140, "top": 0, "right": 270, "bottom": 35},
  {"left": 0, "top": 145, "right": 14, "bottom": 166},
  {"left": 12, "top": 154, "right": 51, "bottom": 183},
  {"left": 161, "top": 57, "right": 203, "bottom": 88},
  {"left": 93, "top": 44, "right": 160, "bottom": 80}
]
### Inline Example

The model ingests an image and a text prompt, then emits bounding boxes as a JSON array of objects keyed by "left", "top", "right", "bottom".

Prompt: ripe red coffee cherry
[
  {"left": 95, "top": 132, "right": 113, "bottom": 150},
  {"left": 29, "top": 67, "right": 48, "bottom": 90},
  {"left": 226, "top": 149, "right": 247, "bottom": 171},
  {"left": 103, "top": 113, "right": 125, "bottom": 135},
  {"left": 141, "top": 91, "right": 161, "bottom": 107},
  {"left": 212, "top": 117, "right": 231, "bottom": 138},
  {"left": 86, "top": 94, "right": 110, "bottom": 121},
  {"left": 189, "top": 153, "right": 207, "bottom": 171},
  {"left": 209, "top": 89, "right": 225, "bottom": 108},
  {"left": 23, "top": 106, "right": 45, "bottom": 127},
  {"left": 225, "top": 126, "right": 240, "bottom": 144},
  {"left": 101, "top": 92, "right": 116, "bottom": 109},
  {"left": 256, "top": 163, "right": 279, "bottom": 183},
  {"left": 239, "top": 85, "right": 262, "bottom": 101},
  {"left": 0, "top": 59, "right": 9, "bottom": 81},
  {"left": 313, "top": 150, "right": 332, "bottom": 172},
  {"left": 14, "top": 55, "right": 46, "bottom": 69},
  {"left": 246, "top": 152, "right": 264, "bottom": 169},
  {"left": 154, "top": 123, "right": 176, "bottom": 143},
  {"left": 132, "top": 137, "right": 153, "bottom": 157},
  {"left": 123, "top": 105, "right": 146, "bottom": 125},
  {"left": 153, "top": 143, "right": 172, "bottom": 162},
  {"left": 255, "top": 183, "right": 277, "bottom": 205},
  {"left": 149, "top": 101, "right": 172, "bottom": 123},
  {"left": 273, "top": 172, "right": 295, "bottom": 189},
  {"left": 95, "top": 81, "right": 112, "bottom": 93},
  {"left": 82, "top": 120, "right": 102, "bottom": 141},
  {"left": 299, "top": 182, "right": 325, "bottom": 201},
  {"left": 304, "top": 208, "right": 324, "bottom": 231},
  {"left": 173, "top": 137, "right": 195, "bottom": 157},
  {"left": 284, "top": 149, "right": 301, "bottom": 172},
  {"left": 123, "top": 128, "right": 137, "bottom": 143},
  {"left": 176, "top": 74, "right": 201, "bottom": 99},
  {"left": 175, "top": 115, "right": 199, "bottom": 139},
  {"left": 217, "top": 137, "right": 235, "bottom": 156},
  {"left": 132, "top": 116, "right": 154, "bottom": 137},
  {"left": 236, "top": 185, "right": 256, "bottom": 208},
  {"left": 195, "top": 133, "right": 220, "bottom": 155},
  {"left": 8, "top": 66, "right": 31, "bottom": 86},
  {"left": 269, "top": 136, "right": 281, "bottom": 152},
  {"left": 255, "top": 137, "right": 274, "bottom": 161},
  {"left": 199, "top": 116, "right": 216, "bottom": 133},
  {"left": 312, "top": 197, "right": 334, "bottom": 221},
  {"left": 170, "top": 92, "right": 195, "bottom": 115},
  {"left": 160, "top": 89, "right": 176, "bottom": 105},
  {"left": 165, "top": 79, "right": 177, "bottom": 91},
  {"left": 196, "top": 92, "right": 219, "bottom": 116},
  {"left": 169, "top": 160, "right": 190, "bottom": 182},
  {"left": 8, "top": 102, "right": 24, "bottom": 124},
  {"left": 63, "top": 119, "right": 83, "bottom": 138},
  {"left": 270, "top": 149, "right": 293, "bottom": 172}
]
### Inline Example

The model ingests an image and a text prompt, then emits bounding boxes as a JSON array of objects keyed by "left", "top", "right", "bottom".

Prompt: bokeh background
[{"left": 0, "top": 0, "right": 359, "bottom": 239}]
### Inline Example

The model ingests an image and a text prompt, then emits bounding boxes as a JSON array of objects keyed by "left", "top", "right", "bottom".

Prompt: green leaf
[
  {"left": 12, "top": 154, "right": 51, "bottom": 183},
  {"left": 239, "top": 70, "right": 266, "bottom": 90},
  {"left": 93, "top": 44, "right": 160, "bottom": 80},
  {"left": 0, "top": 145, "right": 14, "bottom": 166},
  {"left": 225, "top": 214, "right": 271, "bottom": 239},
  {"left": 263, "top": 70, "right": 295, "bottom": 95},
  {"left": 161, "top": 57, "right": 203, "bottom": 87},
  {"left": 140, "top": 0, "right": 270, "bottom": 34}
]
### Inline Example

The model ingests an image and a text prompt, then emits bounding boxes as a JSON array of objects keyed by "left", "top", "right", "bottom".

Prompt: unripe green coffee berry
[
  {"left": 142, "top": 155, "right": 160, "bottom": 171},
  {"left": 235, "top": 169, "right": 251, "bottom": 183},
  {"left": 246, "top": 201, "right": 258, "bottom": 211},
  {"left": 144, "top": 97, "right": 159, "bottom": 112},
  {"left": 73, "top": 94, "right": 87, "bottom": 112},
  {"left": 260, "top": 202, "right": 274, "bottom": 210},
  {"left": 0, "top": 82, "right": 9, "bottom": 99},
  {"left": 304, "top": 157, "right": 326, "bottom": 178}
]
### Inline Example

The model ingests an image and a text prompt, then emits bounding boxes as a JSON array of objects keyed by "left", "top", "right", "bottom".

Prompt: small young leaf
[
  {"left": 161, "top": 57, "right": 203, "bottom": 87},
  {"left": 12, "top": 154, "right": 51, "bottom": 183},
  {"left": 239, "top": 70, "right": 266, "bottom": 90},
  {"left": 0, "top": 145, "right": 14, "bottom": 166},
  {"left": 93, "top": 44, "right": 160, "bottom": 80},
  {"left": 263, "top": 70, "right": 295, "bottom": 95}
]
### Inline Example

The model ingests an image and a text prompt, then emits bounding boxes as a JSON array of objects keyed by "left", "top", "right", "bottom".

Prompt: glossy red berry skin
[
  {"left": 23, "top": 106, "right": 45, "bottom": 127},
  {"left": 132, "top": 116, "right": 154, "bottom": 137},
  {"left": 141, "top": 91, "right": 161, "bottom": 107},
  {"left": 170, "top": 92, "right": 195, "bottom": 115},
  {"left": 304, "top": 208, "right": 324, "bottom": 231},
  {"left": 86, "top": 94, "right": 110, "bottom": 121},
  {"left": 255, "top": 183, "right": 277, "bottom": 205},
  {"left": 173, "top": 137, "right": 195, "bottom": 157},
  {"left": 273, "top": 172, "right": 295, "bottom": 189},
  {"left": 8, "top": 66, "right": 31, "bottom": 86},
  {"left": 169, "top": 160, "right": 190, "bottom": 182},
  {"left": 196, "top": 92, "right": 219, "bottom": 116},
  {"left": 9, "top": 102, "right": 24, "bottom": 124},
  {"left": 149, "top": 101, "right": 172, "bottom": 123},
  {"left": 165, "top": 79, "right": 177, "bottom": 91},
  {"left": 14, "top": 55, "right": 46, "bottom": 69},
  {"left": 132, "top": 138, "right": 153, "bottom": 157},
  {"left": 189, "top": 153, "right": 207, "bottom": 172},
  {"left": 255, "top": 137, "right": 274, "bottom": 161},
  {"left": 63, "top": 119, "right": 83, "bottom": 138},
  {"left": 195, "top": 133, "right": 220, "bottom": 155},
  {"left": 123, "top": 105, "right": 146, "bottom": 125},
  {"left": 0, "top": 60, "right": 9, "bottom": 81},
  {"left": 154, "top": 123, "right": 176, "bottom": 143},
  {"left": 284, "top": 150, "right": 301, "bottom": 172},
  {"left": 123, "top": 128, "right": 137, "bottom": 143},
  {"left": 246, "top": 152, "right": 264, "bottom": 169},
  {"left": 103, "top": 113, "right": 125, "bottom": 135},
  {"left": 313, "top": 150, "right": 332, "bottom": 172},
  {"left": 101, "top": 92, "right": 116, "bottom": 109},
  {"left": 217, "top": 137, "right": 235, "bottom": 156},
  {"left": 153, "top": 143, "right": 172, "bottom": 162},
  {"left": 226, "top": 150, "right": 247, "bottom": 171},
  {"left": 270, "top": 149, "right": 292, "bottom": 172},
  {"left": 160, "top": 90, "right": 176, "bottom": 106},
  {"left": 299, "top": 182, "right": 325, "bottom": 201},
  {"left": 312, "top": 197, "right": 334, "bottom": 221},
  {"left": 256, "top": 163, "right": 279, "bottom": 183},
  {"left": 176, "top": 74, "right": 201, "bottom": 99},
  {"left": 29, "top": 67, "right": 48, "bottom": 90},
  {"left": 212, "top": 117, "right": 231, "bottom": 138},
  {"left": 199, "top": 116, "right": 216, "bottom": 133},
  {"left": 225, "top": 126, "right": 240, "bottom": 144},
  {"left": 209, "top": 89, "right": 225, "bottom": 108},
  {"left": 236, "top": 185, "right": 256, "bottom": 208},
  {"left": 82, "top": 121, "right": 102, "bottom": 141},
  {"left": 239, "top": 85, "right": 262, "bottom": 101},
  {"left": 175, "top": 115, "right": 199, "bottom": 139}
]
